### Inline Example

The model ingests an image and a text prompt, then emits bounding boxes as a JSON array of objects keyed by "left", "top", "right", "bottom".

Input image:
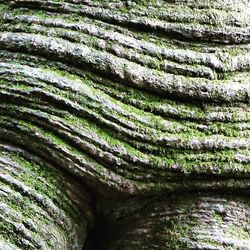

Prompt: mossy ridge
[
  {"left": 1, "top": 108, "right": 250, "bottom": 187},
  {"left": 1, "top": 32, "right": 249, "bottom": 105},
  {"left": 6, "top": 0, "right": 250, "bottom": 45},
  {"left": 0, "top": 159, "right": 81, "bottom": 249},
  {"left": 7, "top": 0, "right": 250, "bottom": 30},
  {"left": 0, "top": 116, "right": 136, "bottom": 193},
  {"left": 4, "top": 3, "right": 250, "bottom": 52},
  {"left": 1, "top": 94, "right": 249, "bottom": 155},
  {"left": 1, "top": 153, "right": 82, "bottom": 224},
  {"left": 0, "top": 64, "right": 248, "bottom": 178},
  {"left": 3, "top": 11, "right": 250, "bottom": 76},
  {"left": 1, "top": 50, "right": 249, "bottom": 125},
  {"left": 1, "top": 118, "right": 250, "bottom": 195},
  {"left": 0, "top": 141, "right": 94, "bottom": 215},
  {"left": 2, "top": 157, "right": 77, "bottom": 227},
  {"left": 0, "top": 110, "right": 180, "bottom": 180},
  {"left": 1, "top": 0, "right": 250, "bottom": 249},
  {"left": 1, "top": 13, "right": 213, "bottom": 73},
  {"left": 1, "top": 62, "right": 248, "bottom": 145},
  {"left": 0, "top": 77, "right": 250, "bottom": 179},
  {"left": 2, "top": 21, "right": 217, "bottom": 79}
]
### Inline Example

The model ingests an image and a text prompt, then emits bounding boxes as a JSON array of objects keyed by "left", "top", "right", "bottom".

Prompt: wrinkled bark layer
[
  {"left": 0, "top": 0, "right": 250, "bottom": 195},
  {"left": 0, "top": 0, "right": 250, "bottom": 249},
  {"left": 0, "top": 142, "right": 94, "bottom": 249}
]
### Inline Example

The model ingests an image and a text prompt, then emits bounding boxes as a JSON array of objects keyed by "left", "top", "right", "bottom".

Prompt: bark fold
[{"left": 0, "top": 0, "right": 249, "bottom": 249}]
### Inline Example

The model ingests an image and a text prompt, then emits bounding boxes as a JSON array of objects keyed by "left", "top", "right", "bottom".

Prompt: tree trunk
[{"left": 0, "top": 0, "right": 249, "bottom": 249}]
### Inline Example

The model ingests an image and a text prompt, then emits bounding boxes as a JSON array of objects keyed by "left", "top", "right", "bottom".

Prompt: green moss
[
  {"left": 1, "top": 148, "right": 81, "bottom": 222},
  {"left": 0, "top": 221, "right": 24, "bottom": 249},
  {"left": 164, "top": 219, "right": 201, "bottom": 249},
  {"left": 0, "top": 149, "right": 84, "bottom": 248},
  {"left": 227, "top": 225, "right": 250, "bottom": 242}
]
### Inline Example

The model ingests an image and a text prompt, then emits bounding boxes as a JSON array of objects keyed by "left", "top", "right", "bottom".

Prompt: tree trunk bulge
[{"left": 0, "top": 0, "right": 250, "bottom": 249}]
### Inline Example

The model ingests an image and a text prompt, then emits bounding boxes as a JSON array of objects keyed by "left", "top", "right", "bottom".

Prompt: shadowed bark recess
[
  {"left": 0, "top": 0, "right": 250, "bottom": 249},
  {"left": 100, "top": 193, "right": 250, "bottom": 249}
]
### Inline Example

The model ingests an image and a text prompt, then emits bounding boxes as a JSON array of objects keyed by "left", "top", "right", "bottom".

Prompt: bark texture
[
  {"left": 0, "top": 143, "right": 94, "bottom": 249},
  {"left": 0, "top": 0, "right": 249, "bottom": 249},
  {"left": 101, "top": 193, "right": 250, "bottom": 249}
]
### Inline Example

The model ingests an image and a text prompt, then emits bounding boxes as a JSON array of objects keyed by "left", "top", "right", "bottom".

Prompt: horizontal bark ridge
[{"left": 0, "top": 1, "right": 249, "bottom": 195}]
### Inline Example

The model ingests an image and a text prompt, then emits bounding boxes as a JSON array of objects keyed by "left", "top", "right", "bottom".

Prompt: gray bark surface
[{"left": 0, "top": 0, "right": 249, "bottom": 249}]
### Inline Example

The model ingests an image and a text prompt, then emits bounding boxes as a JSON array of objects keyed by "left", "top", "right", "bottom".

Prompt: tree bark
[
  {"left": 0, "top": 0, "right": 250, "bottom": 249},
  {"left": 100, "top": 193, "right": 250, "bottom": 249}
]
